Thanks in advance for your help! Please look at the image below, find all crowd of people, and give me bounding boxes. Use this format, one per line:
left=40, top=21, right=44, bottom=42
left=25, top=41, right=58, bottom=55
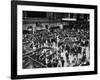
left=23, top=23, right=90, bottom=69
